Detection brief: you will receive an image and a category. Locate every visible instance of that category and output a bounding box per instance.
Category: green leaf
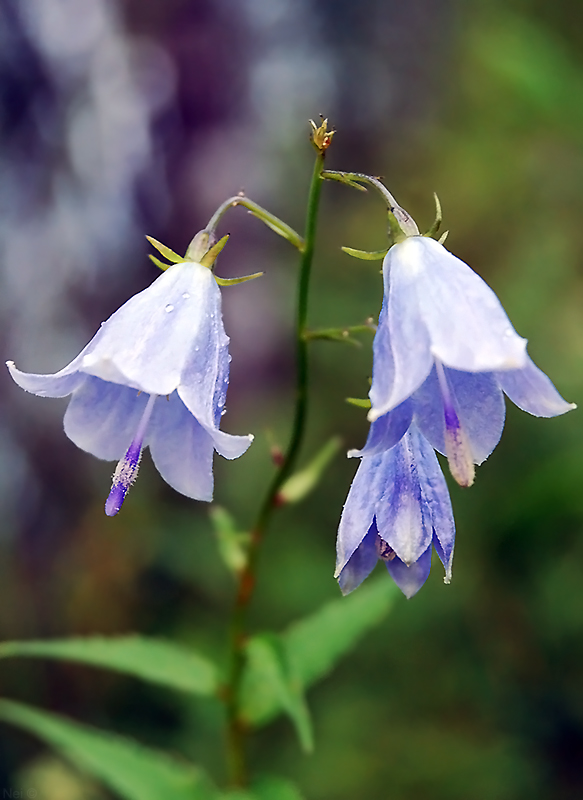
[285,575,398,687]
[209,506,250,575]
[0,636,217,696]
[0,699,218,800]
[146,236,183,263]
[341,246,388,261]
[239,577,398,731]
[222,776,305,800]
[239,635,313,753]
[279,437,342,504]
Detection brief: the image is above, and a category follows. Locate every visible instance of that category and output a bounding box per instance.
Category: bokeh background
[1,0,583,797]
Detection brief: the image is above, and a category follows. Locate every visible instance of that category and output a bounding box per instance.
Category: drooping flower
[7,249,253,515]
[336,421,455,598]
[368,235,575,485]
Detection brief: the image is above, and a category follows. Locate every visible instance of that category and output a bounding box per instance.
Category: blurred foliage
[2,0,583,798]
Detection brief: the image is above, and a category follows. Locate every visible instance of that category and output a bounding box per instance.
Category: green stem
[225,153,325,787]
[206,195,305,251]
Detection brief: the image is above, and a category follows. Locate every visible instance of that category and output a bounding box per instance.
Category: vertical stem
[225,152,325,787]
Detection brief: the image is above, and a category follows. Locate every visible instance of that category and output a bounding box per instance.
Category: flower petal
[83,262,221,396]
[63,377,148,461]
[369,255,433,420]
[411,425,455,581]
[495,355,576,417]
[147,392,215,501]
[7,357,87,398]
[334,455,386,577]
[348,399,412,458]
[413,366,506,465]
[375,429,433,565]
[337,524,379,595]
[385,544,432,599]
[396,236,527,372]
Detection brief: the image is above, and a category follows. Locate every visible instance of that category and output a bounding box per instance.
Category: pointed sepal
[346,397,372,409]
[341,246,389,261]
[424,192,443,239]
[145,236,183,264]
[148,254,171,272]
[200,234,230,268]
[214,271,264,287]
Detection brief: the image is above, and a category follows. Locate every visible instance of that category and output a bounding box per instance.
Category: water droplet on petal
[221,408,227,416]
[165,304,174,313]
[182,292,190,300]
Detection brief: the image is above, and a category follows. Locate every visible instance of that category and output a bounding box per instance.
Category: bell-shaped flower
[368,235,575,486]
[7,251,253,515]
[336,421,455,599]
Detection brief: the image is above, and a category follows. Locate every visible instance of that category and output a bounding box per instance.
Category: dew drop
[165,304,174,313]
[182,292,190,300]
[221,408,227,416]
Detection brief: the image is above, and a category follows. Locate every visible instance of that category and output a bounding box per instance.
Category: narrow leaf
[0,636,217,696]
[0,699,218,800]
[279,437,341,504]
[239,635,313,753]
[146,236,183,263]
[209,506,250,575]
[239,577,398,730]
[341,246,388,261]
[285,575,398,687]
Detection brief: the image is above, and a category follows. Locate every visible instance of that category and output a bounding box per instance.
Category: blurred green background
[2,0,583,797]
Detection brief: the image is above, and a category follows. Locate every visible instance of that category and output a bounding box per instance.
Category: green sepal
[0,636,218,696]
[438,230,449,244]
[145,236,183,263]
[346,397,372,409]
[148,254,172,271]
[341,246,388,261]
[214,271,264,287]
[238,634,314,753]
[209,506,250,576]
[200,234,230,268]
[424,192,442,238]
[321,171,368,192]
[0,699,219,800]
[279,437,341,504]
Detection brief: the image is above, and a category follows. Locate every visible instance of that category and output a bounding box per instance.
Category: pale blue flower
[7,259,253,514]
[368,235,575,485]
[336,422,455,599]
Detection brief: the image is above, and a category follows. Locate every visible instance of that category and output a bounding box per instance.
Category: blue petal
[374,429,433,565]
[413,367,505,465]
[337,524,379,595]
[81,262,222,396]
[386,544,432,599]
[411,425,455,582]
[147,391,215,501]
[63,377,148,460]
[334,455,386,578]
[369,251,433,420]
[348,399,412,458]
[7,356,87,398]
[495,355,576,417]
[395,236,527,372]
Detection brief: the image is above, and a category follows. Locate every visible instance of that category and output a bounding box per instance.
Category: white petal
[83,262,220,396]
[395,236,528,372]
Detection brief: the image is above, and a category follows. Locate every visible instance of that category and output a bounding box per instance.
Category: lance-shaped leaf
[0,699,219,800]
[238,635,313,753]
[209,506,250,575]
[238,576,398,731]
[0,636,218,696]
[278,437,341,504]
[222,776,306,800]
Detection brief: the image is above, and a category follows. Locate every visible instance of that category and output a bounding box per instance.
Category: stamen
[375,535,396,562]
[435,360,475,488]
[105,393,157,516]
